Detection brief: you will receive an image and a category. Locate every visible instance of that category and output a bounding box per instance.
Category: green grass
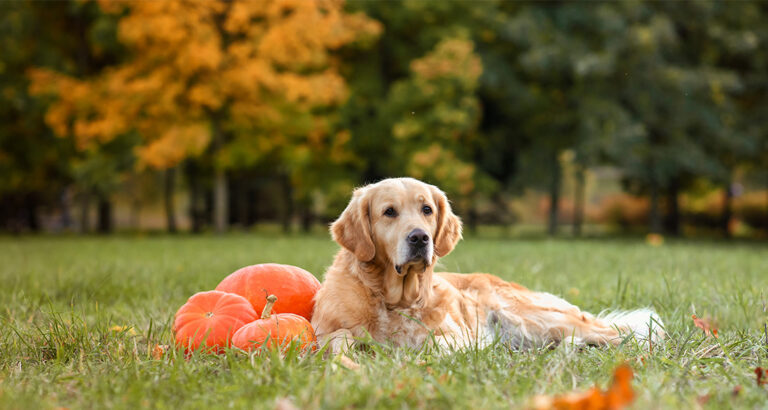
[1,234,767,409]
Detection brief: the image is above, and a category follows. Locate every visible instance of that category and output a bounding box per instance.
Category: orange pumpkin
[173,290,258,353]
[232,295,317,352]
[215,263,321,321]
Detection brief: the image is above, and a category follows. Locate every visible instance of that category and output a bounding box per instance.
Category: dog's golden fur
[312,178,663,352]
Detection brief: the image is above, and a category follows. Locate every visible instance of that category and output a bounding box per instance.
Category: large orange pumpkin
[231,295,317,352]
[173,290,258,353]
[215,263,321,321]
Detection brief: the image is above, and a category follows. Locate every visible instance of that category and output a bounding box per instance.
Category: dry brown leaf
[756,367,767,386]
[531,364,635,410]
[645,233,664,247]
[151,344,168,359]
[696,394,710,405]
[692,315,718,338]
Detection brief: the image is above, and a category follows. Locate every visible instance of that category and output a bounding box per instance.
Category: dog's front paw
[321,328,356,356]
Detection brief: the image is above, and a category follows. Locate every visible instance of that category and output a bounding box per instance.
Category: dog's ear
[331,187,375,262]
[430,185,462,258]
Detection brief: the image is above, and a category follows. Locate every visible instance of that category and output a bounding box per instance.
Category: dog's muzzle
[395,229,432,274]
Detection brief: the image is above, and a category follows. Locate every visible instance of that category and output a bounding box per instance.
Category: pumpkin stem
[261,294,278,319]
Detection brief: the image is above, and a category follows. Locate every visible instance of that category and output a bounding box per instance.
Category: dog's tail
[598,308,665,344]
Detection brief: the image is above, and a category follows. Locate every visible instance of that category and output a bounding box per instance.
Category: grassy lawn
[1,233,767,409]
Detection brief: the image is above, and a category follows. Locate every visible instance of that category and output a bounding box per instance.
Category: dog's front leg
[319,328,356,355]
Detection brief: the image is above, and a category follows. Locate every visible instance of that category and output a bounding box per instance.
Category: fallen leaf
[604,365,635,409]
[152,344,168,359]
[691,315,718,338]
[645,233,664,247]
[696,394,710,405]
[338,354,360,371]
[756,367,767,386]
[732,385,742,396]
[531,364,635,410]
[390,380,409,398]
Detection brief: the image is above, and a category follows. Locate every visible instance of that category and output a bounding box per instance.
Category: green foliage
[0,1,128,230]
[388,37,482,149]
[384,37,494,208]
[0,3,69,196]
[70,133,139,198]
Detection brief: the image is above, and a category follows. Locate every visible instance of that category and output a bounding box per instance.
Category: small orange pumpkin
[215,263,321,321]
[232,295,317,352]
[173,290,258,353]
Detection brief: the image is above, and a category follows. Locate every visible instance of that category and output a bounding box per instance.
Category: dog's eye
[383,207,397,217]
[422,205,433,215]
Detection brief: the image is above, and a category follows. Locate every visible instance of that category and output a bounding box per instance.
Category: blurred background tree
[2,1,124,233]
[28,0,380,233]
[2,0,767,238]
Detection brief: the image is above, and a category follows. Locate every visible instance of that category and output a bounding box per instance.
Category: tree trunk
[301,205,313,233]
[164,168,177,233]
[237,179,250,229]
[130,198,140,231]
[60,188,73,231]
[281,174,293,234]
[97,197,112,233]
[204,189,214,227]
[721,183,733,238]
[467,205,478,235]
[493,193,513,238]
[187,162,203,233]
[210,116,228,234]
[666,179,681,237]
[80,193,91,233]
[572,166,585,237]
[248,182,259,227]
[547,154,561,236]
[649,181,662,234]
[207,4,237,234]
[213,170,227,233]
[25,193,40,232]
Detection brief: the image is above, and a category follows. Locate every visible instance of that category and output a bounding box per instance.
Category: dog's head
[331,178,462,307]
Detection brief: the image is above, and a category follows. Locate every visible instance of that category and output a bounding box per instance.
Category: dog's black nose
[407,229,430,248]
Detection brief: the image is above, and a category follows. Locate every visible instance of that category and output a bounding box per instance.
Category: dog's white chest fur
[373,307,432,349]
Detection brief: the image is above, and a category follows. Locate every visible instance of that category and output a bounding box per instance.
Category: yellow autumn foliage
[388,37,487,208]
[137,124,210,170]
[390,37,483,144]
[408,144,476,207]
[411,38,482,88]
[30,0,382,170]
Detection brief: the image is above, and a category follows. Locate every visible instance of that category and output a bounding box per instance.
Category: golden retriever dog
[312,178,663,352]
